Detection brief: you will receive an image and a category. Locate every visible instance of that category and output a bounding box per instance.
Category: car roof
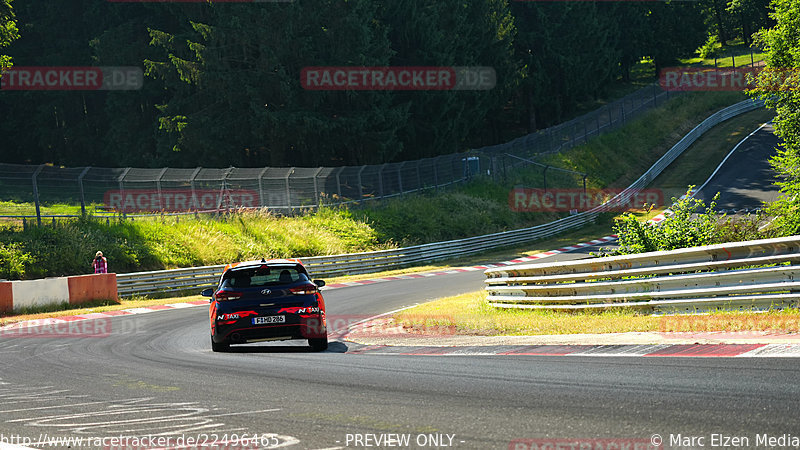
[222,258,305,274]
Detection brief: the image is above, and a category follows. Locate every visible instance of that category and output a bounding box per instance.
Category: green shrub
[613,187,779,255]
[0,242,32,279]
[697,35,720,59]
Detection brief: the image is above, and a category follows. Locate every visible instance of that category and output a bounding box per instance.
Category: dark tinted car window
[222,266,308,288]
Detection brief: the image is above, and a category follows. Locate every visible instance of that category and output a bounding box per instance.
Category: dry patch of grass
[394,290,800,335]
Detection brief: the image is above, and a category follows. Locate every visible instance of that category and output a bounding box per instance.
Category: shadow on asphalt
[223,340,350,354]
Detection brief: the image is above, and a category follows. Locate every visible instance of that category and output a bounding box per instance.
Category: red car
[202,259,328,352]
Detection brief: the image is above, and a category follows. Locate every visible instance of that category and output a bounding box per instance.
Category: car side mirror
[200,288,214,298]
[313,280,326,288]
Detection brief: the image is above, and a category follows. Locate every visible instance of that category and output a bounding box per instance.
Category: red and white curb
[0,300,208,334]
[324,234,619,289]
[346,343,800,357]
[0,235,617,334]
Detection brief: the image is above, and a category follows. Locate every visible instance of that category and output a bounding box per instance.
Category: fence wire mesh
[0,83,676,221]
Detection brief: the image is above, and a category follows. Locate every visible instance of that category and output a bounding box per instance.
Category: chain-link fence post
[216,167,234,214]
[543,165,549,193]
[357,166,365,202]
[156,167,168,213]
[189,167,201,211]
[433,157,440,191]
[312,167,323,206]
[334,167,343,200]
[118,167,132,219]
[415,161,422,193]
[378,164,386,199]
[257,167,268,208]
[284,168,294,210]
[32,164,44,226]
[397,162,405,196]
[77,166,91,216]
[653,83,658,107]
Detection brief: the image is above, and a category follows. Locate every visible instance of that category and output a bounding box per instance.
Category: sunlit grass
[394,290,800,335]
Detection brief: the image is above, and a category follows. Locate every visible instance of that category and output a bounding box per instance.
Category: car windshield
[222,266,308,288]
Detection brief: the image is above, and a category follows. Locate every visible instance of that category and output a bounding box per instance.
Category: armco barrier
[116,98,765,298]
[485,236,800,313]
[0,273,117,313]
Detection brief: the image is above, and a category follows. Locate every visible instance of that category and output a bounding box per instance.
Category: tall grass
[0,208,383,279]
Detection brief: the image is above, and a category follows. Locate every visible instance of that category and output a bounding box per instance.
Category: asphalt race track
[2,122,798,450]
[2,242,799,450]
[695,122,782,212]
[2,294,800,450]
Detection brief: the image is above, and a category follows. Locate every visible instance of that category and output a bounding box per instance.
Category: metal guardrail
[484,236,800,313]
[116,98,765,298]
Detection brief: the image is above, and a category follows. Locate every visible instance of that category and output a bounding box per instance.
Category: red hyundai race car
[202,259,328,352]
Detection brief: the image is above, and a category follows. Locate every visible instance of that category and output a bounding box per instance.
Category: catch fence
[1,83,680,224]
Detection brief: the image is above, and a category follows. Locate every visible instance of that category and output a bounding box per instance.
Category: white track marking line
[211,408,281,417]
[3,401,107,414]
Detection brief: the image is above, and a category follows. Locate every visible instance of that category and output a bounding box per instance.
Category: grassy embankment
[394,290,800,335]
[390,106,785,336]
[0,90,751,282]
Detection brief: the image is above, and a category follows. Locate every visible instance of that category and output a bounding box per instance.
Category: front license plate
[252,315,286,325]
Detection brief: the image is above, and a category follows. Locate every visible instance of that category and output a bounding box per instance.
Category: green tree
[511,3,619,129]
[380,0,521,156]
[727,0,772,45]
[145,1,406,167]
[0,0,17,72]
[751,0,800,234]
